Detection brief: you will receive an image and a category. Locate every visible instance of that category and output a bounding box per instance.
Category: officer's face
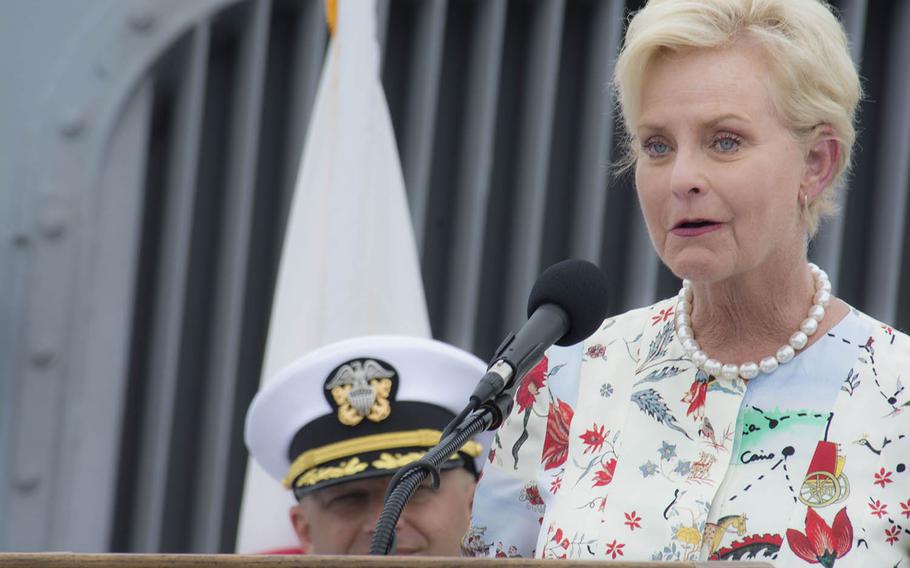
[290,468,476,556]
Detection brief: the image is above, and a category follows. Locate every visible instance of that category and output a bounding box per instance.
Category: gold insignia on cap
[295,457,368,488]
[325,359,395,426]
[282,429,484,488]
[371,450,481,470]
[371,452,425,470]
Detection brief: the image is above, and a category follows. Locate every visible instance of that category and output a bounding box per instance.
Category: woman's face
[634,43,809,283]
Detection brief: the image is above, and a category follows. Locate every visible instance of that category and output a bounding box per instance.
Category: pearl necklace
[674,263,832,381]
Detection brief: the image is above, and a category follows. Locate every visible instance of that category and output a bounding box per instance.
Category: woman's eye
[713,135,741,153]
[643,139,671,156]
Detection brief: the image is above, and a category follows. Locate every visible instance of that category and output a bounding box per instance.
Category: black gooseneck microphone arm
[369,392,517,556]
[368,317,556,556]
[369,259,609,556]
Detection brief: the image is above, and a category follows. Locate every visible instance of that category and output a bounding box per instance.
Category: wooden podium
[0,554,773,567]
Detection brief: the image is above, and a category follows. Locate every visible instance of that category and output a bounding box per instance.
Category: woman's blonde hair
[613,0,862,236]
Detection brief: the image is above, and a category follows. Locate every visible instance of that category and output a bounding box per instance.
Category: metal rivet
[93,61,110,80]
[40,217,66,240]
[128,10,156,32]
[14,475,41,493]
[31,348,54,368]
[59,111,86,138]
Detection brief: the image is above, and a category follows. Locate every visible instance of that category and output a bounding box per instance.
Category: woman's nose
[669,148,706,198]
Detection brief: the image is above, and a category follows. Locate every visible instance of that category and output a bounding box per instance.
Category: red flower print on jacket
[579,423,607,454]
[786,507,853,568]
[873,467,893,488]
[542,398,574,470]
[868,498,887,519]
[549,475,563,494]
[624,511,642,531]
[682,372,711,420]
[651,306,674,325]
[551,527,570,549]
[520,482,544,509]
[605,539,625,559]
[585,344,606,359]
[516,357,548,413]
[593,458,618,487]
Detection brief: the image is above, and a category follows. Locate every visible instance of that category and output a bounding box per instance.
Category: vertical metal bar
[442,0,508,349]
[569,0,625,262]
[401,0,448,253]
[279,0,327,225]
[811,0,868,287]
[131,24,211,552]
[863,1,910,323]
[192,0,270,552]
[841,0,869,63]
[8,184,85,549]
[56,77,155,552]
[376,0,391,70]
[503,0,566,328]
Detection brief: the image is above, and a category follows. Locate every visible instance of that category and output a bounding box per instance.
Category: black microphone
[469,259,610,409]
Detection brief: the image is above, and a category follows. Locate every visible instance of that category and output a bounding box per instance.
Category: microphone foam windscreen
[527,259,610,346]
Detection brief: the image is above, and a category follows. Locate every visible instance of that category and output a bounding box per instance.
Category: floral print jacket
[465,298,910,566]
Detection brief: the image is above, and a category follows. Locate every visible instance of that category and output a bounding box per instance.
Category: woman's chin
[665,256,730,284]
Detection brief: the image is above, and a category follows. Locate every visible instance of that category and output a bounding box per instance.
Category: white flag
[235,0,431,553]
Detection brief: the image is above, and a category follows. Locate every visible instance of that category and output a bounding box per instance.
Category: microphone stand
[368,391,515,555]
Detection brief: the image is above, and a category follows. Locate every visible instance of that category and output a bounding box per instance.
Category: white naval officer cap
[245,335,490,497]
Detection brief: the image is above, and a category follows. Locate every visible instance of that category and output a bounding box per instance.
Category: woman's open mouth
[671,219,723,237]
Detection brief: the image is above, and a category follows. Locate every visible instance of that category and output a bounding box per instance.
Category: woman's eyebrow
[636,112,754,138]
[704,112,752,127]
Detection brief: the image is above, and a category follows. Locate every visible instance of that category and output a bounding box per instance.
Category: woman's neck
[687,255,819,364]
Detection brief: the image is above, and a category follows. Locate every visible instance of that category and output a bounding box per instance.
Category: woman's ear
[802,127,840,201]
